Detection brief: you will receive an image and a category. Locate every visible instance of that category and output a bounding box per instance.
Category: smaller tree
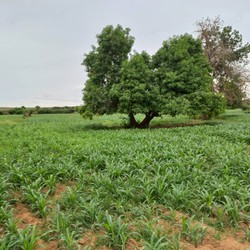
[196,16,250,107]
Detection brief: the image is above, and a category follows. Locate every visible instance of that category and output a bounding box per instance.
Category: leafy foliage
[82,25,134,115]
[187,92,226,119]
[83,28,223,127]
[153,34,212,94]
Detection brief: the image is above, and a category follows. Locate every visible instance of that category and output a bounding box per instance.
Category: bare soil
[14,203,44,229]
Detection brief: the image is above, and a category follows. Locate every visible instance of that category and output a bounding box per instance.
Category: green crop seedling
[0,110,249,248]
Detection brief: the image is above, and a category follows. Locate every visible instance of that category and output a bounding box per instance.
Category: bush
[9,108,25,115]
[37,107,76,114]
[188,92,226,119]
[77,105,94,120]
[242,99,250,112]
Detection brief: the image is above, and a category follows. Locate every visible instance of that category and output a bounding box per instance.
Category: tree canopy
[82,25,134,115]
[82,25,225,128]
[196,16,250,107]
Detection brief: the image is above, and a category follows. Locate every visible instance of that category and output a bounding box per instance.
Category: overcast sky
[1,0,250,107]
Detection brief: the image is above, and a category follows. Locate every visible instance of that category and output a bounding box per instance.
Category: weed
[45,174,57,194]
[181,216,207,247]
[17,225,38,250]
[54,205,69,234]
[143,234,171,249]
[0,203,12,224]
[22,185,49,218]
[59,227,78,250]
[243,228,250,242]
[102,212,130,249]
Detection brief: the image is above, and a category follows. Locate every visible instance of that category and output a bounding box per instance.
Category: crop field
[0,110,250,249]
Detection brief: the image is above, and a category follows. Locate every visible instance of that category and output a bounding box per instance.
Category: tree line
[81,17,250,128]
[0,106,77,115]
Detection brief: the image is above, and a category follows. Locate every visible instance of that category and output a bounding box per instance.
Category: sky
[1,0,250,107]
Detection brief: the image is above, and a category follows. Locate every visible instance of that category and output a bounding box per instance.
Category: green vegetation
[0,106,77,115]
[0,110,250,249]
[242,98,250,113]
[82,25,226,128]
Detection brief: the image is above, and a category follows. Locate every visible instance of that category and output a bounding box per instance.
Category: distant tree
[9,107,26,115]
[82,30,225,128]
[36,107,75,114]
[196,16,250,107]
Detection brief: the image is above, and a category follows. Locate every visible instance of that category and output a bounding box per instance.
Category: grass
[0,110,250,249]
[0,115,23,126]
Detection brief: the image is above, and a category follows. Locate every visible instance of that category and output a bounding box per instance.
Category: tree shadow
[81,121,222,131]
[150,121,222,129]
[218,114,240,119]
[83,123,126,130]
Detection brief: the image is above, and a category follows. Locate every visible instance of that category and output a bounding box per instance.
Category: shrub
[188,92,226,119]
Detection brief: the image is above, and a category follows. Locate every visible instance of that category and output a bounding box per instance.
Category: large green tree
[82,28,224,128]
[82,25,134,115]
[196,17,250,107]
[112,34,217,128]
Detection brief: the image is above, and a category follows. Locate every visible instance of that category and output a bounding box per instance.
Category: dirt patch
[218,236,250,250]
[156,217,183,235]
[184,235,250,250]
[78,230,108,249]
[126,238,143,250]
[53,183,68,200]
[36,239,58,250]
[14,203,44,229]
[78,231,97,248]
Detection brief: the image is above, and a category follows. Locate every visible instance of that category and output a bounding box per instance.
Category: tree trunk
[128,113,139,128]
[138,111,156,128]
[128,111,157,128]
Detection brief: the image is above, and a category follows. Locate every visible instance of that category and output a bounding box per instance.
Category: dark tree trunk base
[128,111,157,128]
